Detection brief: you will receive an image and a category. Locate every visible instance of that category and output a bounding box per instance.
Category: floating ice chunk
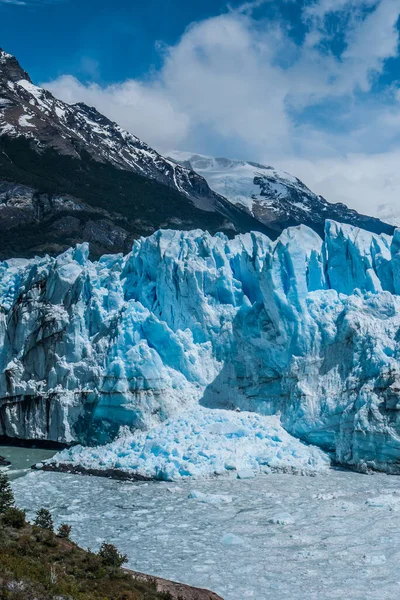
[366,495,400,510]
[188,490,233,504]
[166,486,183,494]
[267,513,295,525]
[221,533,245,546]
[236,469,256,480]
[360,554,387,565]
[313,492,340,501]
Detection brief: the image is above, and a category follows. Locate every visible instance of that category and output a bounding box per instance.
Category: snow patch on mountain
[169,151,305,216]
[376,203,400,227]
[168,152,394,238]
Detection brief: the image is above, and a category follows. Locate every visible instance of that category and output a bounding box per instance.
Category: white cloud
[303,0,378,25]
[279,151,400,223]
[45,75,190,149]
[42,0,400,216]
[341,0,400,90]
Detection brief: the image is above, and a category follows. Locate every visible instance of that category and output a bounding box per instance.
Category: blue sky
[0,0,290,83]
[1,1,233,82]
[2,0,397,87]
[1,0,400,215]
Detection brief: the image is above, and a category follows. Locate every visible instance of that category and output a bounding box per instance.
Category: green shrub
[98,542,128,568]
[57,523,72,539]
[34,508,54,531]
[0,471,14,514]
[2,506,26,529]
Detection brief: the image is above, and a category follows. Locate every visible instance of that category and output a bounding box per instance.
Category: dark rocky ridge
[0,49,273,258]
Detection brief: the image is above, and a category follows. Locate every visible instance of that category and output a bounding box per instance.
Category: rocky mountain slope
[0,514,224,600]
[169,152,395,238]
[0,49,268,259]
[0,48,395,259]
[0,50,214,200]
[1,220,400,475]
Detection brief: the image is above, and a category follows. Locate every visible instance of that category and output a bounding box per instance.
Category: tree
[34,508,54,531]
[0,472,14,514]
[98,542,128,568]
[2,507,26,529]
[57,523,72,539]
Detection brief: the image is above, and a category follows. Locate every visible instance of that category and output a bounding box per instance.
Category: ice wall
[1,221,400,472]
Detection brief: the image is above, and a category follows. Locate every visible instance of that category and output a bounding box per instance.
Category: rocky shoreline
[0,454,11,467]
[127,569,224,600]
[33,461,154,481]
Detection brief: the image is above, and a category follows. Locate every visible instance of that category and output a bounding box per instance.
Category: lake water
[0,445,57,480]
[9,461,400,600]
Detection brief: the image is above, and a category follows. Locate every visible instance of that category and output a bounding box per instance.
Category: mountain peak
[0,48,395,260]
[169,151,395,239]
[0,48,32,83]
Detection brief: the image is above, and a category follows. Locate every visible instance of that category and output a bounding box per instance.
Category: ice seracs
[2,220,400,475]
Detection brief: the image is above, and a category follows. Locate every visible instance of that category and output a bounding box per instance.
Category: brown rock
[127,569,225,600]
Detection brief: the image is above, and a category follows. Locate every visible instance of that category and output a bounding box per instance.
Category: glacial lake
[0,445,57,480]
[5,454,400,600]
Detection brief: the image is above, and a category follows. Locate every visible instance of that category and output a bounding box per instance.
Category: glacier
[2,220,400,475]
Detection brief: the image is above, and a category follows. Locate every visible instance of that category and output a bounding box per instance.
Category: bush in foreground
[57,523,72,539]
[34,508,54,531]
[98,542,128,568]
[0,471,14,513]
[0,522,171,599]
[2,506,26,529]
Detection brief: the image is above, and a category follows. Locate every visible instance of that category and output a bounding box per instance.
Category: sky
[1,0,400,218]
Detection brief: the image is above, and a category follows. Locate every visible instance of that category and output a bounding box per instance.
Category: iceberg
[1,221,400,474]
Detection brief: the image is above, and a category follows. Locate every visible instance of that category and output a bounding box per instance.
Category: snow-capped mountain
[376,203,400,228]
[0,49,215,203]
[169,152,395,238]
[0,49,270,258]
[2,220,400,475]
[0,48,395,259]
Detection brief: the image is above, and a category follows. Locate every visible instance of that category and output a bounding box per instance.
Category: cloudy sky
[1,0,400,218]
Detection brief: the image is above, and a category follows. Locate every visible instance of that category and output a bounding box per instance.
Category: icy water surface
[0,445,57,480]
[12,469,400,600]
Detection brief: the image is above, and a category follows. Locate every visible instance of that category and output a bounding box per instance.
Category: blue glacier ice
[47,407,330,480]
[2,220,400,476]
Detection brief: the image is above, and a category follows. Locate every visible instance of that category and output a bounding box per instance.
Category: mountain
[0,49,268,259]
[0,49,211,198]
[376,202,400,227]
[0,48,395,260]
[169,152,395,238]
[2,220,400,475]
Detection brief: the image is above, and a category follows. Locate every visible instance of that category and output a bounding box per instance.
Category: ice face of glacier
[1,221,400,473]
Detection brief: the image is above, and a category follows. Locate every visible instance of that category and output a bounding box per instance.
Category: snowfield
[168,151,309,215]
[12,469,400,600]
